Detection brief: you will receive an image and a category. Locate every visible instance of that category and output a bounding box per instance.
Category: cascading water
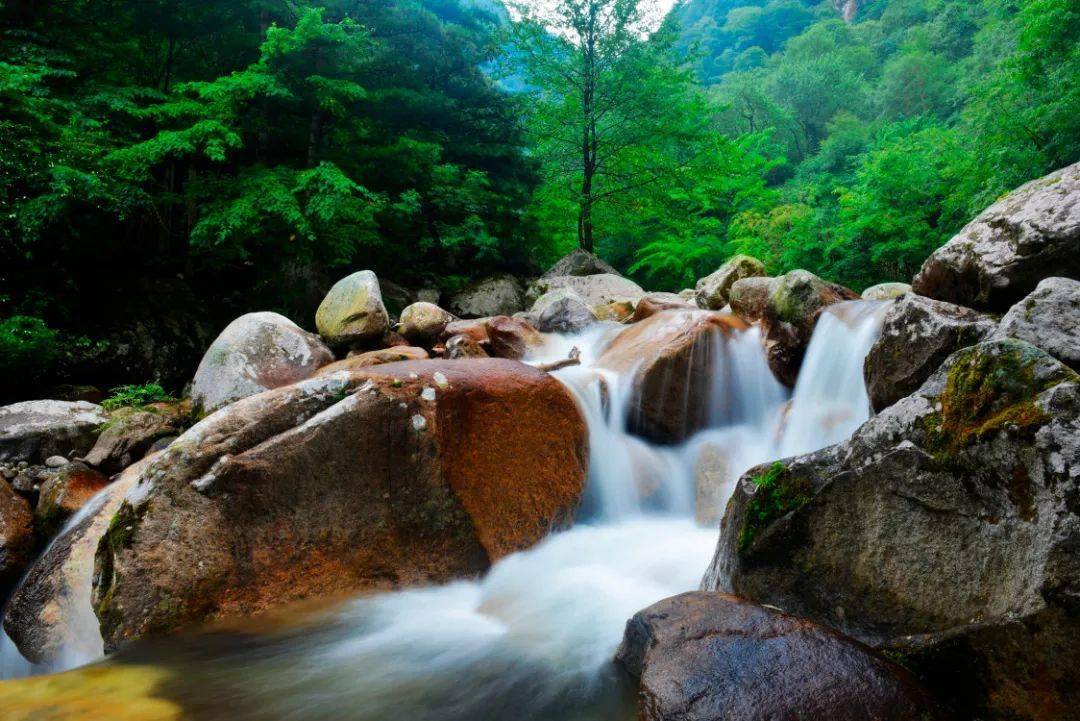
[0,302,889,720]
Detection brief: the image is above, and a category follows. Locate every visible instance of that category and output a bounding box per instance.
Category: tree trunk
[307,110,326,167]
[578,6,597,253]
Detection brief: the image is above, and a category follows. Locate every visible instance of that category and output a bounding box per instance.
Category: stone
[4,460,143,664]
[44,455,68,468]
[694,255,766,310]
[91,361,588,649]
[0,479,32,600]
[861,282,912,300]
[0,401,108,465]
[445,334,488,359]
[629,293,695,323]
[540,248,620,278]
[315,270,391,346]
[528,274,645,318]
[33,462,110,543]
[397,302,455,345]
[912,161,1080,311]
[677,288,696,304]
[864,294,996,411]
[992,276,1080,371]
[727,276,778,324]
[83,403,190,475]
[315,347,430,375]
[617,592,945,721]
[191,312,334,413]
[597,310,747,443]
[440,318,490,346]
[532,289,598,334]
[485,316,542,360]
[447,274,525,318]
[703,338,1080,721]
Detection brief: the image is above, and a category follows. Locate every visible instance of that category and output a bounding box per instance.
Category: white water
[0,302,888,719]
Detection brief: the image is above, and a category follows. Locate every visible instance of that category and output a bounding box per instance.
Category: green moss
[105,501,147,552]
[101,383,175,411]
[738,462,812,552]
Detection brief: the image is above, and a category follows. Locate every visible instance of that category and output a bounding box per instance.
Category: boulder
[630,293,695,323]
[315,347,429,375]
[315,270,391,346]
[33,462,110,543]
[448,274,525,319]
[912,161,1080,311]
[0,401,108,464]
[445,334,488,359]
[532,289,599,334]
[541,248,620,278]
[397,302,455,345]
[191,312,334,413]
[727,276,778,324]
[703,338,1080,721]
[4,460,143,664]
[0,480,32,599]
[91,361,588,649]
[861,282,912,300]
[440,318,491,346]
[597,310,747,443]
[695,255,766,310]
[485,316,542,360]
[82,403,190,475]
[864,294,996,411]
[992,277,1080,371]
[528,274,645,319]
[617,592,945,721]
[677,288,696,304]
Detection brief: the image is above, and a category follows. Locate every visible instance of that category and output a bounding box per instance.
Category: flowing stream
[0,302,889,718]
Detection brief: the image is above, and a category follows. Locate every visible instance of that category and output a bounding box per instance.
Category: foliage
[101,383,176,411]
[0,316,61,379]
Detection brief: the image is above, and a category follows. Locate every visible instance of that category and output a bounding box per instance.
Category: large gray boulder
[541,248,619,278]
[617,592,945,721]
[315,270,391,345]
[447,274,525,319]
[191,312,334,413]
[861,282,911,300]
[912,161,1080,311]
[992,276,1080,371]
[694,255,766,310]
[531,288,598,334]
[0,401,108,464]
[528,274,644,321]
[704,338,1080,721]
[864,294,996,411]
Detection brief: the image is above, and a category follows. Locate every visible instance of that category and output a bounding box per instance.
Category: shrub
[101,383,175,411]
[0,315,61,378]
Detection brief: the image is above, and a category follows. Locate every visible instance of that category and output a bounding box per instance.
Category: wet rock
[532,289,599,334]
[445,334,489,359]
[617,592,945,721]
[4,460,143,663]
[912,161,1080,311]
[0,401,108,464]
[34,462,110,543]
[315,347,430,375]
[864,294,996,411]
[485,316,542,360]
[629,293,694,323]
[0,479,32,600]
[861,282,911,300]
[91,361,588,649]
[703,338,1080,721]
[44,455,68,468]
[597,310,747,443]
[677,288,696,304]
[83,404,190,475]
[315,270,391,346]
[541,248,620,278]
[191,312,334,413]
[448,274,525,318]
[398,302,455,345]
[695,255,766,310]
[441,318,491,346]
[991,276,1080,371]
[529,274,645,319]
[727,276,778,324]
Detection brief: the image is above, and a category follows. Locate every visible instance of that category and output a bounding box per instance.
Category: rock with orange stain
[33,461,110,542]
[0,478,32,599]
[315,346,429,374]
[92,361,587,650]
[597,310,747,443]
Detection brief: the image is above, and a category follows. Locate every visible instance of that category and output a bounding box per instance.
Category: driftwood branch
[535,346,582,373]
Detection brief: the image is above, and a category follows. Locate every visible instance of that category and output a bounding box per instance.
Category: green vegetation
[738,461,811,551]
[101,383,176,411]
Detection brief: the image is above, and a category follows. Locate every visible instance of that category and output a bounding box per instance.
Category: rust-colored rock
[445,334,488,359]
[629,293,694,323]
[597,310,747,443]
[316,346,429,375]
[83,403,190,475]
[34,462,111,542]
[441,318,490,346]
[92,361,588,649]
[485,316,542,360]
[0,479,32,599]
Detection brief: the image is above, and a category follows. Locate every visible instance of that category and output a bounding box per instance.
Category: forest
[1,0,1078,397]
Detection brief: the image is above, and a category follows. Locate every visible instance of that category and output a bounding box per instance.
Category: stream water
[0,301,889,719]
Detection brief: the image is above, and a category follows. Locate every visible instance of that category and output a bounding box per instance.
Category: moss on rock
[738,462,812,552]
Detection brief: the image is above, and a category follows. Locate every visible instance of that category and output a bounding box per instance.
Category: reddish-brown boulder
[92,361,588,649]
[445,334,489,359]
[441,318,490,346]
[0,479,32,599]
[34,462,110,542]
[597,310,746,443]
[485,316,542,360]
[629,293,694,323]
[83,402,191,475]
[315,346,429,375]
[617,592,947,721]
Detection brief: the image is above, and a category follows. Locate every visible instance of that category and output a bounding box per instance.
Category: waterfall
[0,303,889,720]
